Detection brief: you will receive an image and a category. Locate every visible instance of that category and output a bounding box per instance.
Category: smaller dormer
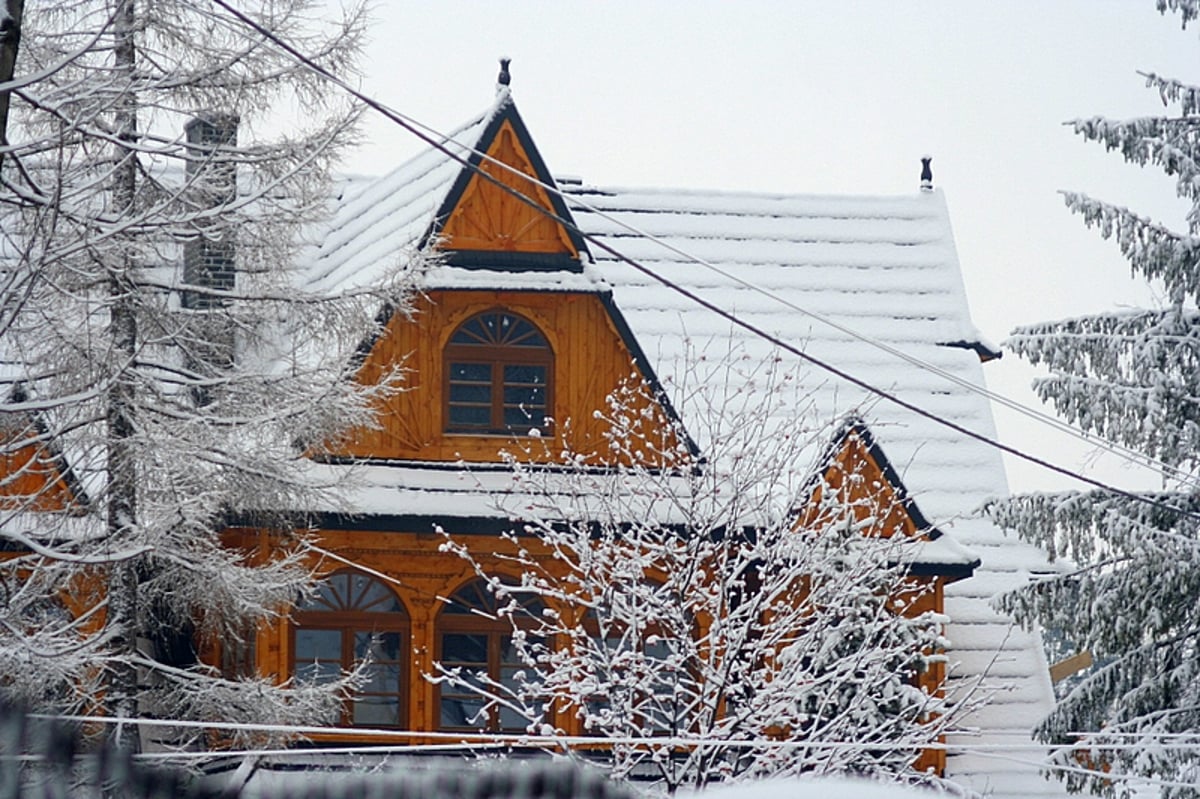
[418,65,589,272]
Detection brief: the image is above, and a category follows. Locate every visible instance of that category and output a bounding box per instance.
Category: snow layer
[684,776,939,798]
[301,111,496,295]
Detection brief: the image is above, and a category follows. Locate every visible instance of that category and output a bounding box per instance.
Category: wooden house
[234,82,1062,797]
[1,78,1065,798]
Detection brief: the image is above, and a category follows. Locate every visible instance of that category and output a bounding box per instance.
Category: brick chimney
[182,113,239,388]
[182,112,239,310]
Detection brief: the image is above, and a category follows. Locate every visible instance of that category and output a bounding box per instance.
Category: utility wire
[296,68,1200,494]
[209,0,1200,523]
[566,202,1200,492]
[37,711,1200,753]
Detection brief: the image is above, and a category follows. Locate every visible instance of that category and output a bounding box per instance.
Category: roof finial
[497,57,511,93]
[920,156,933,192]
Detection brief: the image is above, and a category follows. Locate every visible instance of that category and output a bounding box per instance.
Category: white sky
[325,1,1198,494]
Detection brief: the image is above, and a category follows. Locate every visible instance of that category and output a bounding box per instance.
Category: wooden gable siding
[336,289,679,465]
[797,430,921,541]
[0,419,78,511]
[437,119,577,257]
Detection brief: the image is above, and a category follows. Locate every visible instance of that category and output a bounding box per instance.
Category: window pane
[450,362,491,381]
[448,405,491,427]
[503,384,545,403]
[499,705,529,732]
[442,633,488,665]
[363,660,400,687]
[444,581,495,614]
[295,629,341,661]
[295,659,343,684]
[504,405,545,428]
[449,383,492,404]
[441,694,487,728]
[353,695,401,726]
[499,635,543,665]
[450,312,549,348]
[350,577,405,613]
[360,662,401,693]
[503,364,546,385]
[301,572,405,613]
[355,631,402,662]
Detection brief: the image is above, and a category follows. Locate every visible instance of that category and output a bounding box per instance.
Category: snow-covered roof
[562,183,1061,797]
[302,111,494,296]
[280,459,978,577]
[295,94,1063,796]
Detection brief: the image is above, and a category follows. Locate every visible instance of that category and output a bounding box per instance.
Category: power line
[226,12,1195,495]
[205,0,1200,522]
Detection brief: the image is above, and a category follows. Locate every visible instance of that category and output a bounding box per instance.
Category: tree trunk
[0,0,23,174]
[106,0,142,754]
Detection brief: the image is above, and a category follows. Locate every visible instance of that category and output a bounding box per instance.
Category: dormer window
[444,310,552,434]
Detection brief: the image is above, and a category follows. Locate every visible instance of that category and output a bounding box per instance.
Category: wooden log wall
[334,289,680,466]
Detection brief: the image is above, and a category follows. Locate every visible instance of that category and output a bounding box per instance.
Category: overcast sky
[323,1,1198,494]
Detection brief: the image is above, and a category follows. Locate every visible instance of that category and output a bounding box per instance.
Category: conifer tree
[988,3,1200,795]
[0,1,414,751]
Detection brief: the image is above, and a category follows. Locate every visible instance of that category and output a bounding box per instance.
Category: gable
[424,101,586,272]
[332,289,687,466]
[796,419,977,581]
[0,413,83,512]
[799,419,936,541]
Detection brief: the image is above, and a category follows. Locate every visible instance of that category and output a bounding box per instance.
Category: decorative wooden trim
[421,99,589,269]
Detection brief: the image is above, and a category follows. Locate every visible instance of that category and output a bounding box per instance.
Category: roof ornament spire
[920,156,933,192]
[496,57,511,95]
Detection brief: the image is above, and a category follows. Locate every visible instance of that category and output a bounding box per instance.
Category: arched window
[293,570,409,728]
[436,578,546,732]
[444,310,552,434]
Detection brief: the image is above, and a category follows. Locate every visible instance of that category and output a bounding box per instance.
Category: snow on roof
[560,182,1063,797]
[293,91,1069,791]
[683,776,940,799]
[302,126,1063,787]
[277,459,977,574]
[301,109,495,295]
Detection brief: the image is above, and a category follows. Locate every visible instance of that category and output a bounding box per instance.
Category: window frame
[435,578,547,733]
[291,570,410,729]
[443,309,554,435]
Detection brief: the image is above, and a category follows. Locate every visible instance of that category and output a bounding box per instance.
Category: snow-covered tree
[0,0,416,751]
[986,3,1200,796]
[437,353,961,795]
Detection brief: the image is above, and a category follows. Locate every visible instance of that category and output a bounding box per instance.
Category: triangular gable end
[800,417,937,539]
[0,402,87,513]
[422,96,589,272]
[797,418,976,580]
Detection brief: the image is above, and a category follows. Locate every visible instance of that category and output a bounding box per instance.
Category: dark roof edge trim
[939,339,1003,363]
